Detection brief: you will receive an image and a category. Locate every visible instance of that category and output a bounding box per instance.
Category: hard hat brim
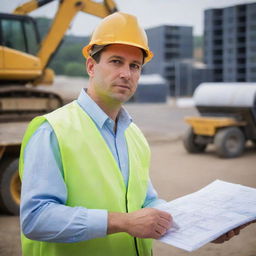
[82,42,153,64]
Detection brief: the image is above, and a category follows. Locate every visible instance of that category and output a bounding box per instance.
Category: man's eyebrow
[108,55,143,65]
[108,55,124,60]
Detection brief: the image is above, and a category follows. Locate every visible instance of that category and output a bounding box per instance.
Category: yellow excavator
[0,0,117,215]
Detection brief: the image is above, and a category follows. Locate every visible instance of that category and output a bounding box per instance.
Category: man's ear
[86,57,96,77]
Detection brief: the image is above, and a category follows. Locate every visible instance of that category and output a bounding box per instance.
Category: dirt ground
[0,77,256,256]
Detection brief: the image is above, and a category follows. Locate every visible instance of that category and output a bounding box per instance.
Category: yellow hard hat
[82,12,153,63]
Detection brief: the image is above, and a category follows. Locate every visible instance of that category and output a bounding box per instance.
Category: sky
[1,0,256,36]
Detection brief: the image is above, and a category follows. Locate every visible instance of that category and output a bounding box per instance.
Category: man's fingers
[226,230,235,240]
[125,208,174,239]
[159,211,172,221]
[211,222,255,244]
[233,227,240,236]
[158,218,172,229]
[155,225,167,237]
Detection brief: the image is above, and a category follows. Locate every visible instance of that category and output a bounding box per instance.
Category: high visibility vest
[19,101,153,256]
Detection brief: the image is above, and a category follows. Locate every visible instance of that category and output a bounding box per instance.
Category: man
[19,12,252,256]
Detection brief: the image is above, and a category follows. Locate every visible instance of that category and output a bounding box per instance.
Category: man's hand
[107,208,172,239]
[212,220,256,244]
[125,208,172,239]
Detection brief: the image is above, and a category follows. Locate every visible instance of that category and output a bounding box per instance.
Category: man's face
[87,44,143,104]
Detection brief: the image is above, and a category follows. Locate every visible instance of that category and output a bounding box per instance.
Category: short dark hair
[92,49,104,63]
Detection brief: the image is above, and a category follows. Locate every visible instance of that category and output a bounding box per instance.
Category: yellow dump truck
[0,0,117,215]
[183,83,256,158]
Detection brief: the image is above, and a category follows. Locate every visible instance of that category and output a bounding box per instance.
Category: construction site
[0,0,256,255]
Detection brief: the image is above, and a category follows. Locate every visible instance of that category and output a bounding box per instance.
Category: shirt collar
[77,89,132,129]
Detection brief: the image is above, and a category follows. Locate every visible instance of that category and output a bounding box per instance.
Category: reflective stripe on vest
[19,101,153,256]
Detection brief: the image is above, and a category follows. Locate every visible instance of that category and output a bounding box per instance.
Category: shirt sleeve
[143,179,166,208]
[20,121,108,243]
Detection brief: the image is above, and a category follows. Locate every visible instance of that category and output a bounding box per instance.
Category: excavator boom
[13,0,55,15]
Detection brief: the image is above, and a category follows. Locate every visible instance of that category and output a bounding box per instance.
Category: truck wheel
[183,127,207,153]
[0,158,20,215]
[214,127,245,158]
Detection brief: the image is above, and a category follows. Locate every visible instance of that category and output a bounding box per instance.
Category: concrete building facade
[204,2,256,82]
[143,25,193,96]
[143,25,212,96]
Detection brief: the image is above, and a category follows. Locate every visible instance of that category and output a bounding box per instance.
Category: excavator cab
[0,13,42,82]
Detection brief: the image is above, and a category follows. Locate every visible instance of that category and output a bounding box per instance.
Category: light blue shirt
[20,89,164,243]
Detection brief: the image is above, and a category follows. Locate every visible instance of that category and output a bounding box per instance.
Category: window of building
[214,20,222,26]
[165,34,180,40]
[213,49,222,55]
[214,59,222,64]
[165,53,179,60]
[238,47,246,53]
[214,39,222,44]
[214,30,222,36]
[165,43,179,48]
[214,9,222,16]
[237,68,246,73]
[237,78,246,82]
[238,16,246,23]
[238,37,246,43]
[237,58,246,64]
[238,27,245,33]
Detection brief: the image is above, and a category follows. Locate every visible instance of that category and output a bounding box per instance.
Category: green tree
[35,17,51,40]
[49,60,65,74]
[64,62,86,77]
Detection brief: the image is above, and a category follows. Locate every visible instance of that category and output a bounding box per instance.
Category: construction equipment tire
[183,127,207,153]
[0,158,20,215]
[214,127,245,158]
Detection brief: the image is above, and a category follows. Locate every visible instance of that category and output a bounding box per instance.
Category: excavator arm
[13,0,55,15]
[13,0,117,16]
[13,0,118,82]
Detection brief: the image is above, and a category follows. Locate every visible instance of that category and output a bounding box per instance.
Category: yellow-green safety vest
[19,101,153,256]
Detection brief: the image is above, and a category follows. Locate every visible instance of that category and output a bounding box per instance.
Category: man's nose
[119,65,131,80]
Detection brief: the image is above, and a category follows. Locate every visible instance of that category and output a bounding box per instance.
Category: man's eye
[111,59,122,64]
[130,64,141,70]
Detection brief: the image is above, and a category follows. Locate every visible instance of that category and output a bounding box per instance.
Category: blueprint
[156,180,256,252]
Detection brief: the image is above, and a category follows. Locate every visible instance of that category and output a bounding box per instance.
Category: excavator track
[0,86,63,122]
